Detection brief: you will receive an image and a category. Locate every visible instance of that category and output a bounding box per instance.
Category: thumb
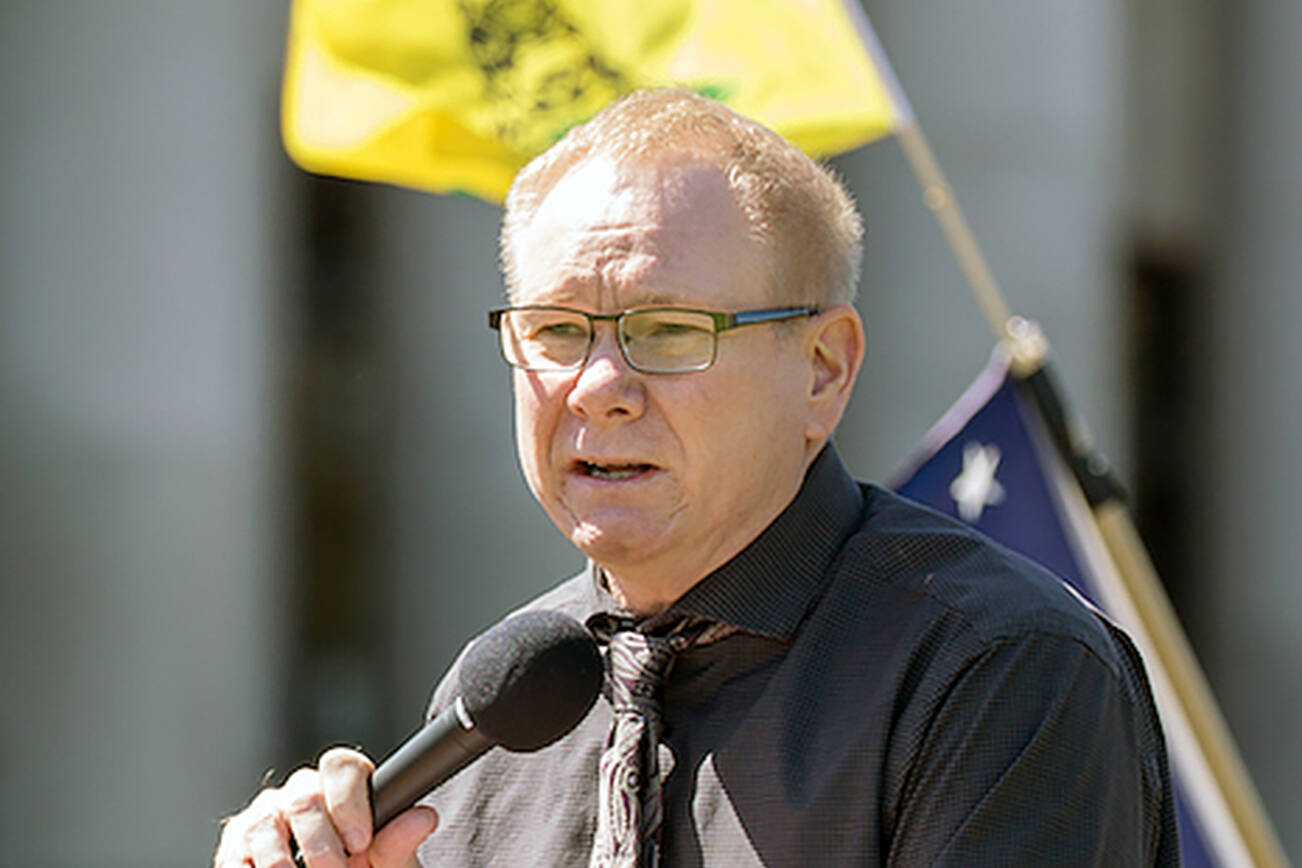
[368,806,438,868]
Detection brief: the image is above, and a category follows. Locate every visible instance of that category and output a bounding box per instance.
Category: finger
[243,794,295,868]
[214,823,251,868]
[367,806,438,868]
[223,788,291,868]
[280,767,349,868]
[319,746,376,855]
[217,786,284,867]
[214,812,249,867]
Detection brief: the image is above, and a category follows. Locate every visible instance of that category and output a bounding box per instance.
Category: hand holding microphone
[214,611,603,868]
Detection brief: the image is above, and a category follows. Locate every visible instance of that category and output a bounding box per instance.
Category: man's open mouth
[578,461,655,481]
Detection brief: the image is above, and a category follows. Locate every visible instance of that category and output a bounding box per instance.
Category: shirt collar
[580,443,864,641]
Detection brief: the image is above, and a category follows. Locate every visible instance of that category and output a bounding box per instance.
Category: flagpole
[892,122,1012,340]
[836,0,1012,340]
[1014,328,1291,868]
[836,2,1291,864]
[1093,501,1292,868]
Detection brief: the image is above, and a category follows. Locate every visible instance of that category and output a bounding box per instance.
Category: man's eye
[535,321,586,338]
[648,322,694,336]
[640,320,709,339]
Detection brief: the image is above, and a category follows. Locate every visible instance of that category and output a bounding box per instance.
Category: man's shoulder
[509,568,594,620]
[839,484,1124,673]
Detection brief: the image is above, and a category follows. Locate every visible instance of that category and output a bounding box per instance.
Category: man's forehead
[532,154,738,231]
[510,154,766,305]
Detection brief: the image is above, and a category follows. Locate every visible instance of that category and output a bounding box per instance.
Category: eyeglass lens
[499,309,717,372]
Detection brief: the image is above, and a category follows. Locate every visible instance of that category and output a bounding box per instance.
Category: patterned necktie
[587,616,737,868]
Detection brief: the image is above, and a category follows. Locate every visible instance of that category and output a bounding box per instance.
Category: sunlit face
[506,155,820,605]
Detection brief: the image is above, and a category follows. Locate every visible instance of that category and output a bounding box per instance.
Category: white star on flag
[949,442,1006,522]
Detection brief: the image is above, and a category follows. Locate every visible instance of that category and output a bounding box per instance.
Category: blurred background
[2,1,1298,864]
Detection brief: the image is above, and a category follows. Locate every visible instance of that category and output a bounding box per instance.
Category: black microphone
[368,609,603,828]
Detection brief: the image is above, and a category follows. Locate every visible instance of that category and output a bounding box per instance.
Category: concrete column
[1196,0,1302,857]
[0,4,290,864]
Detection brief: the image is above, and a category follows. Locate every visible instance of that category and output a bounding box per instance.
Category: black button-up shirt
[418,446,1178,866]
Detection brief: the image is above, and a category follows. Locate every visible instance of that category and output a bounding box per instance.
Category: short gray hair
[500,88,864,307]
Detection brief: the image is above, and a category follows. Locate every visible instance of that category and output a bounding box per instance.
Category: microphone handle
[370,700,496,828]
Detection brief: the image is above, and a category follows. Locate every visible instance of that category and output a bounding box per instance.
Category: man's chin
[568,518,669,567]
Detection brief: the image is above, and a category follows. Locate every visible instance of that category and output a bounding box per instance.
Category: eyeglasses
[487,304,822,374]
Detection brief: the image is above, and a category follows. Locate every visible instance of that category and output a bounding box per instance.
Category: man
[216,89,1177,867]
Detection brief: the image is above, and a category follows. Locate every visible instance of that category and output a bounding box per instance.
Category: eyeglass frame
[486,304,823,374]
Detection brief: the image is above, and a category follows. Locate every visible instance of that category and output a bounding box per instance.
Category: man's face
[506,155,819,598]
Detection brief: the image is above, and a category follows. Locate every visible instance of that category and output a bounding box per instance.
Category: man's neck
[600,567,693,617]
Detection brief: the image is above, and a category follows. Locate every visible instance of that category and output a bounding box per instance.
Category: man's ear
[804,305,866,442]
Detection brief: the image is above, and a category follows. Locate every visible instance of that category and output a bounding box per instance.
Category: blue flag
[890,350,1250,868]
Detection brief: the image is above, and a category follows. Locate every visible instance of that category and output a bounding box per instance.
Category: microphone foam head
[458,609,603,751]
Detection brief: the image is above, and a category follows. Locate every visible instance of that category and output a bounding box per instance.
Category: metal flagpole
[893,122,1012,340]
[836,1,1291,865]
[837,0,1011,339]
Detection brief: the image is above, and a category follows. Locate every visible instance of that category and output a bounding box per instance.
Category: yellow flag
[282,0,909,203]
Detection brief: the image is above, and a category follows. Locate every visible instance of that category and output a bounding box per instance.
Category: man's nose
[565,324,645,421]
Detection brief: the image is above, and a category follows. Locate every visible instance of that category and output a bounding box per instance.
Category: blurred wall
[0,4,292,865]
[1194,0,1302,840]
[1,0,1299,864]
[1128,0,1302,848]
